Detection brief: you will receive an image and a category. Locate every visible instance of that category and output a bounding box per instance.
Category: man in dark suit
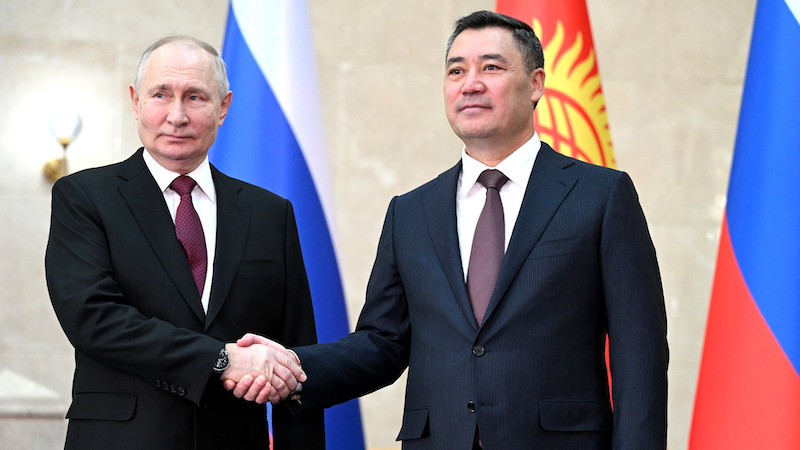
[237,10,668,450]
[45,35,324,449]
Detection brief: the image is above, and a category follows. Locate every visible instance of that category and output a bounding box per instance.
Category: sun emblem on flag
[533,20,615,168]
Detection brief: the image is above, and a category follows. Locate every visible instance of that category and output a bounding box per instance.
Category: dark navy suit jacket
[295,143,668,449]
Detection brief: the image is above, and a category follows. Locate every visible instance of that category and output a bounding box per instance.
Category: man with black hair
[239,10,668,450]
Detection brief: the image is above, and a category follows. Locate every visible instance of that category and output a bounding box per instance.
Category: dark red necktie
[466,169,509,326]
[170,175,207,297]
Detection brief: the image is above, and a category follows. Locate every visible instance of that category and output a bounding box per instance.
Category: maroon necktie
[466,169,509,326]
[170,175,207,296]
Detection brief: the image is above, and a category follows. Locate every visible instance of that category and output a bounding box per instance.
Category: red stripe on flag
[690,218,800,449]
[496,0,596,61]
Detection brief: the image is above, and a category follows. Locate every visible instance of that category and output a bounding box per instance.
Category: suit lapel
[117,149,206,322]
[204,167,250,330]
[423,162,478,329]
[483,144,578,323]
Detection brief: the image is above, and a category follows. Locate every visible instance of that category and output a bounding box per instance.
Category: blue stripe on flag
[726,0,800,375]
[210,4,366,448]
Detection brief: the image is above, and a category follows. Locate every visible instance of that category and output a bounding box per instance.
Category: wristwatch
[212,347,229,373]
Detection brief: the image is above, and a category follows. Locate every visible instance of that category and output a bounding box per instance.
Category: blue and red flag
[690,0,800,448]
[209,1,365,448]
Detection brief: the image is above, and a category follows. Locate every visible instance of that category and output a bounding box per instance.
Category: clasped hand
[219,335,303,405]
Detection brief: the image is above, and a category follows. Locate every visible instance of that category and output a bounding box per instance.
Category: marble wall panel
[602,80,739,225]
[0,0,757,448]
[0,417,68,450]
[0,197,61,348]
[333,61,459,209]
[663,0,756,81]
[0,38,119,191]
[0,0,228,51]
[668,363,702,450]
[650,222,721,449]
[587,0,663,80]
[310,0,446,66]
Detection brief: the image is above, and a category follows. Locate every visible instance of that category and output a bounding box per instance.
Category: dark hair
[446,10,544,74]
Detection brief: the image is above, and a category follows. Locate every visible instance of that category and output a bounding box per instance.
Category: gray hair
[133,35,229,100]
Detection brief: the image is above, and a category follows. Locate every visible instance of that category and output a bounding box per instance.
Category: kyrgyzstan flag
[496,0,615,169]
[690,0,800,448]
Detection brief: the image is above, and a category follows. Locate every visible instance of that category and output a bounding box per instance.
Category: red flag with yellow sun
[496,0,615,169]
[496,0,617,400]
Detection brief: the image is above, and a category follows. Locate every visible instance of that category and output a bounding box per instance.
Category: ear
[530,68,545,104]
[129,85,140,119]
[217,91,232,126]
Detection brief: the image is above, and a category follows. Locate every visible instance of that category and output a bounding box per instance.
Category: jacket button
[472,345,485,357]
[170,385,178,394]
[155,379,161,389]
[467,401,476,413]
[162,383,169,391]
[178,387,186,396]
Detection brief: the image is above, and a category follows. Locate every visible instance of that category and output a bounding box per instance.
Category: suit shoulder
[542,145,621,177]
[54,151,144,192]
[573,159,627,186]
[395,161,460,201]
[211,169,289,206]
[542,146,632,190]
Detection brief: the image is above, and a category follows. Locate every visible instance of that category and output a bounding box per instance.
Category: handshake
[219,334,303,405]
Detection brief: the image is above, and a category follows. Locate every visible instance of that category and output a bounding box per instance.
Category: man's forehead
[148,42,215,71]
[142,45,215,81]
[453,26,514,43]
[448,27,518,62]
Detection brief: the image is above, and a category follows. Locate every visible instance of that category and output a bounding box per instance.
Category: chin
[456,128,492,140]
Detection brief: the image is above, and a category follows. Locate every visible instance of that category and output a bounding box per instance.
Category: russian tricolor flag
[690,0,800,448]
[209,1,365,448]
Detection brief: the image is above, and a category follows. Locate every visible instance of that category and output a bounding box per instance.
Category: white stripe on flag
[229,0,338,247]
[787,0,800,26]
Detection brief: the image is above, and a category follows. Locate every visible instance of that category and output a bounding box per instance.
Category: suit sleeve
[45,176,222,405]
[293,196,411,410]
[600,172,668,449]
[271,200,325,449]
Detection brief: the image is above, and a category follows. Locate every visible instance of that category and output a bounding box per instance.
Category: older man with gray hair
[46,35,324,449]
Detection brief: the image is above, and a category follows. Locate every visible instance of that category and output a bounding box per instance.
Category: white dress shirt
[456,133,541,281]
[143,151,217,313]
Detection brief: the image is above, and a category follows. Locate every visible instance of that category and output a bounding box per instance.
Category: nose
[167,100,188,127]
[462,70,485,95]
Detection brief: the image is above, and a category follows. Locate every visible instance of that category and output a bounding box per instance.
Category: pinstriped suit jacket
[295,143,668,450]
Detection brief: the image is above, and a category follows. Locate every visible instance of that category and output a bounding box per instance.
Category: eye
[449,67,463,75]
[154,93,166,99]
[189,95,200,101]
[485,64,498,71]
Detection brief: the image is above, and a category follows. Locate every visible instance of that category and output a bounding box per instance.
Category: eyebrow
[446,53,507,67]
[149,83,212,96]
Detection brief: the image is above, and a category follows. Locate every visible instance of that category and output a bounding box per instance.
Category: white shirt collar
[142,150,216,203]
[459,133,541,197]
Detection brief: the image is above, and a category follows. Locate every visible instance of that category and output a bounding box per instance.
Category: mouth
[162,134,192,141]
[458,102,491,112]
[459,105,490,115]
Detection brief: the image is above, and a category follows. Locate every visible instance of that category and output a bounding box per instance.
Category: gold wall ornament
[44,111,82,182]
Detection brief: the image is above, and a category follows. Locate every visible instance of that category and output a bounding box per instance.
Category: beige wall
[0,0,756,448]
